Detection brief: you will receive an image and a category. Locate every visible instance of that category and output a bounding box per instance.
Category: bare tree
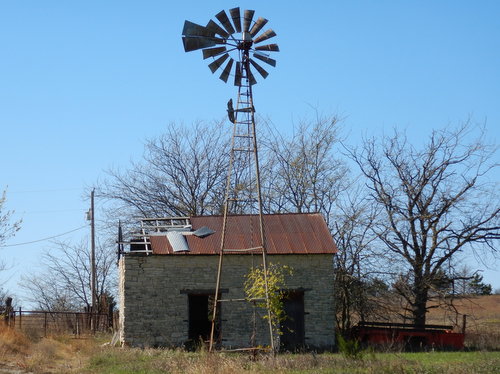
[331,188,382,334]
[0,188,21,248]
[260,116,394,333]
[100,116,349,223]
[100,115,386,334]
[440,264,492,296]
[350,123,500,326]
[99,121,229,220]
[262,115,349,227]
[0,188,22,299]
[21,239,116,312]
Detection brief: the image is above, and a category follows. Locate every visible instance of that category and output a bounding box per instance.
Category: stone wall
[119,253,335,349]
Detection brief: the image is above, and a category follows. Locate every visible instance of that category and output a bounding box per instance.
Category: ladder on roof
[138,217,191,254]
[117,217,192,258]
[140,217,191,232]
[209,52,274,352]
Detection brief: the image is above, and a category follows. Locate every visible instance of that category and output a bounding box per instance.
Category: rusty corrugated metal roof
[148,213,337,255]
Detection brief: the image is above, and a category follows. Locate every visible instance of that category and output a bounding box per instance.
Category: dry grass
[0,327,499,373]
[0,325,31,358]
[427,295,500,323]
[426,294,500,350]
[1,296,499,373]
[0,325,100,373]
[82,349,500,374]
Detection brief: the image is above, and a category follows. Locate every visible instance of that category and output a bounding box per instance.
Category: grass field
[83,349,500,374]
[1,329,499,374]
[1,295,499,373]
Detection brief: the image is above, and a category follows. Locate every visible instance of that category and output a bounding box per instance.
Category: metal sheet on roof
[167,231,190,252]
[149,213,337,255]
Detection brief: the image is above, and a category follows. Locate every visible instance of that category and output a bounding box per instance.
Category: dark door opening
[280,291,305,351]
[188,294,210,341]
[188,294,220,344]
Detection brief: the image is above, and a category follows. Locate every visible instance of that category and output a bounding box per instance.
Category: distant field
[427,294,500,324]
[426,294,500,349]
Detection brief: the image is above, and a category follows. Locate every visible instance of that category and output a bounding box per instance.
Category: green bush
[337,333,363,359]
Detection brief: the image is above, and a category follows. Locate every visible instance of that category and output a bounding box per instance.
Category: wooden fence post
[75,313,79,337]
[5,297,13,327]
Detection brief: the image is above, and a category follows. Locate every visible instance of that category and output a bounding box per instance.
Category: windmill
[182,7,279,351]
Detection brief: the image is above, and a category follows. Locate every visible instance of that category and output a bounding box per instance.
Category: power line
[20,208,84,215]
[0,225,87,247]
[8,187,83,194]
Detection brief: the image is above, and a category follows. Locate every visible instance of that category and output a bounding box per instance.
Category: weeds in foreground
[84,349,500,374]
[0,326,99,373]
[1,327,500,373]
[0,324,31,357]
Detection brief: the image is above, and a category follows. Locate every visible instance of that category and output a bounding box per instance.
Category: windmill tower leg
[209,51,275,353]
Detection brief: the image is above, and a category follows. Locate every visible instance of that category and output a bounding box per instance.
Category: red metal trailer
[351,321,464,351]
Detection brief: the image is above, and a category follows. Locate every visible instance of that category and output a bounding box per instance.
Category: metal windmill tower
[181,7,279,351]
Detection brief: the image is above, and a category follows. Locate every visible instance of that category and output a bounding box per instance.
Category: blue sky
[1,1,499,305]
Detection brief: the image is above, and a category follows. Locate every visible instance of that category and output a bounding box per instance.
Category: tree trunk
[412,285,428,327]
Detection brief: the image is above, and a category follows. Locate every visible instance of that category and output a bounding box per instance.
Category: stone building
[119,213,337,350]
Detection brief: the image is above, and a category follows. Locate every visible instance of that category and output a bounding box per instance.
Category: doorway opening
[280,290,305,351]
[188,293,220,344]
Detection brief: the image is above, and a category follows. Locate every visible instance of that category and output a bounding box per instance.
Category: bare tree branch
[21,239,116,312]
[349,122,499,326]
[98,121,230,220]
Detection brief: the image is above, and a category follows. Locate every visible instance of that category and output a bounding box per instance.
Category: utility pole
[90,188,97,332]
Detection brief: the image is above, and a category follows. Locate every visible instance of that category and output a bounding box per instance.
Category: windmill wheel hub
[237,40,253,51]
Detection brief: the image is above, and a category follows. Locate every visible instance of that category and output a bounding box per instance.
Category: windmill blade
[234,61,242,86]
[253,29,276,44]
[215,10,236,35]
[206,19,229,38]
[243,10,255,32]
[182,36,218,52]
[253,53,276,67]
[208,53,229,73]
[182,20,214,37]
[249,17,268,37]
[202,46,227,59]
[250,59,269,79]
[255,43,280,52]
[219,58,234,82]
[229,7,241,33]
[247,67,257,85]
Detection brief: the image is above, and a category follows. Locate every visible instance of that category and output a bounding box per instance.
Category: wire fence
[3,309,115,338]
